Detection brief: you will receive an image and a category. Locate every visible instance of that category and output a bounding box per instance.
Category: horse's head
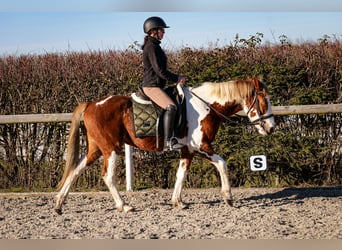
[243,76,276,135]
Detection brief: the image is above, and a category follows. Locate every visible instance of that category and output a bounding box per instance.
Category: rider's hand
[177,76,186,85]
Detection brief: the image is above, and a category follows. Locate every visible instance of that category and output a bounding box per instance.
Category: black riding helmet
[143,16,170,34]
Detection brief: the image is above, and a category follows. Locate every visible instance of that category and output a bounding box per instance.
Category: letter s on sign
[250,155,267,171]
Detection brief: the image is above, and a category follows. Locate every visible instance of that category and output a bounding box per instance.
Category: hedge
[0,34,341,191]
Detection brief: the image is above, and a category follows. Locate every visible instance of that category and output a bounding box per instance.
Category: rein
[190,89,240,124]
[189,88,274,127]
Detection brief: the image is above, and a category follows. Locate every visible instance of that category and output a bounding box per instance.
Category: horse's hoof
[55,208,63,215]
[226,199,234,207]
[123,205,135,213]
[172,201,189,209]
[179,203,189,209]
[117,205,134,213]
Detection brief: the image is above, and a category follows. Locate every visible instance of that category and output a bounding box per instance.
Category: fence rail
[1,104,341,124]
[1,103,341,191]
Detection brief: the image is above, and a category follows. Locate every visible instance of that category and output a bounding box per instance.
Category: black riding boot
[163,104,183,151]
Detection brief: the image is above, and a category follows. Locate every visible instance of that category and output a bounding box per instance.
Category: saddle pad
[132,98,158,137]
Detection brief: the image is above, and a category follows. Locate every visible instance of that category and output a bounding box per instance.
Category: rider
[142,16,185,151]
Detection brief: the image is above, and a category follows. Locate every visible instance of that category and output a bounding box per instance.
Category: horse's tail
[57,102,88,190]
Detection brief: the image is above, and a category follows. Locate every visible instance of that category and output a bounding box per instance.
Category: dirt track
[0,187,341,239]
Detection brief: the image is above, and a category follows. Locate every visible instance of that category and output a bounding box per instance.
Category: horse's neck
[190,85,224,106]
[188,85,244,117]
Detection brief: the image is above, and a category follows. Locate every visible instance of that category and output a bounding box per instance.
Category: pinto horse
[55,76,275,214]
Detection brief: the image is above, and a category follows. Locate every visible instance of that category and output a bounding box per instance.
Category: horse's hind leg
[55,153,88,214]
[102,151,133,212]
[55,142,101,214]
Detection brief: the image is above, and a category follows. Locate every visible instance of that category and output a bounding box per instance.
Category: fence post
[125,144,134,191]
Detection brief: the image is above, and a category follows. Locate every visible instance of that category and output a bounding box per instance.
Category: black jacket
[142,36,179,88]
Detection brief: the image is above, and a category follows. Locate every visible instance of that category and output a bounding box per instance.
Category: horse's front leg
[171,152,194,209]
[209,154,233,206]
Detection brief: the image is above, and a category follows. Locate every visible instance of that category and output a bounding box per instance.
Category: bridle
[190,88,274,127]
[246,89,274,125]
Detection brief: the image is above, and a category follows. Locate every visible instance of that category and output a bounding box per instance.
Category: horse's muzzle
[257,120,275,136]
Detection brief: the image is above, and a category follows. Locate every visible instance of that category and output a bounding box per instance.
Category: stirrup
[163,138,184,151]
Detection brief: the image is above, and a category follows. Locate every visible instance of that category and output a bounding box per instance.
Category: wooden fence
[1,103,341,191]
[1,104,341,124]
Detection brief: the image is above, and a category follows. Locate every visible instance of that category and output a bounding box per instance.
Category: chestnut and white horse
[55,76,275,214]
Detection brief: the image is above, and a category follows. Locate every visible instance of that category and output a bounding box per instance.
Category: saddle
[131,85,187,140]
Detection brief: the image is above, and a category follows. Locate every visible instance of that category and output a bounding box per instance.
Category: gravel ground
[0,187,341,239]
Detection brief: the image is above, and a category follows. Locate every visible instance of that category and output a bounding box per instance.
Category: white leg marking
[171,159,188,207]
[103,151,133,212]
[55,153,88,212]
[209,154,233,202]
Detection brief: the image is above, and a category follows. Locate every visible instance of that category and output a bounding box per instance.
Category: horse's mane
[201,79,256,103]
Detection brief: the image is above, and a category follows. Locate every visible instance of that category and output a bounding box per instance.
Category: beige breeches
[142,87,176,110]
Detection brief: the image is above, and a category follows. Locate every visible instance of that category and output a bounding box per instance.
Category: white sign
[250,155,267,171]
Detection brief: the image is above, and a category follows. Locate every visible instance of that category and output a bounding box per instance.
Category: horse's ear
[253,76,260,88]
